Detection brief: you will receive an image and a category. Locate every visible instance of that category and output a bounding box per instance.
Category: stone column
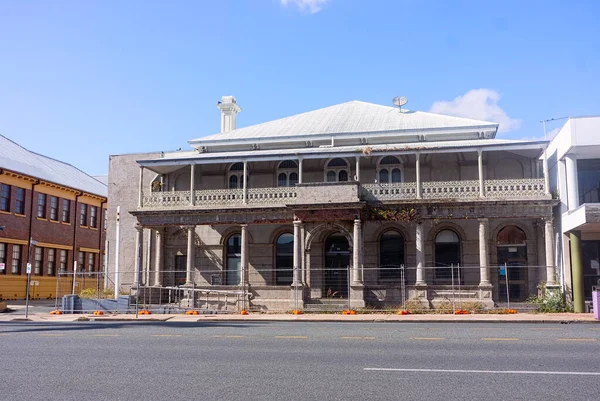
[293,220,302,286]
[570,231,585,313]
[544,218,556,285]
[478,219,490,285]
[352,219,363,284]
[298,158,303,184]
[186,225,195,285]
[415,222,426,285]
[478,150,485,197]
[189,164,195,206]
[242,161,248,204]
[138,166,144,208]
[415,153,422,199]
[240,224,248,286]
[133,225,143,287]
[542,149,550,196]
[565,154,579,211]
[154,228,163,286]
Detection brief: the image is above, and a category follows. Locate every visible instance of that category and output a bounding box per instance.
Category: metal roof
[189,100,499,146]
[0,135,108,197]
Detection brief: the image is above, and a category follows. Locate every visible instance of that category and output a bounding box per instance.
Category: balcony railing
[140,178,550,210]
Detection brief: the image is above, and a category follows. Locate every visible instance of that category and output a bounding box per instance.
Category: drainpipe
[98,200,106,290]
[71,192,82,294]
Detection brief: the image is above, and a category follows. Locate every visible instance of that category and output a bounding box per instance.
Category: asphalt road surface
[1,321,599,401]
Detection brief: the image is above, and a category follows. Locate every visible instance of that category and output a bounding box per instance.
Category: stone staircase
[303,298,350,312]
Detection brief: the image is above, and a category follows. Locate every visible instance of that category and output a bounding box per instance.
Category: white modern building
[107,96,558,311]
[547,116,600,312]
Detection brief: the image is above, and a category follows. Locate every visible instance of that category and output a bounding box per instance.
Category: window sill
[14,213,26,218]
[49,219,60,224]
[36,217,48,221]
[0,210,11,215]
[61,222,71,226]
[79,225,88,229]
[89,227,98,231]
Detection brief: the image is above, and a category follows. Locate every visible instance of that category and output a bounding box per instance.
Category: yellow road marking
[558,338,597,342]
[590,328,600,331]
[410,337,444,341]
[91,334,121,337]
[481,338,519,341]
[340,336,376,340]
[151,334,183,337]
[276,335,307,339]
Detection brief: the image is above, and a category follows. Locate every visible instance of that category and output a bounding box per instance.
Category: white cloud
[280,0,331,14]
[429,89,521,133]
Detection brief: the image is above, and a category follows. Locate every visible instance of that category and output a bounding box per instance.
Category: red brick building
[0,135,107,300]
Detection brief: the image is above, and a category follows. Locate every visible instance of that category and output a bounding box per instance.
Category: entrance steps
[304,299,349,312]
[495,302,537,313]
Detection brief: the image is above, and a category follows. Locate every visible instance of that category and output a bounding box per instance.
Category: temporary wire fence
[17,264,551,314]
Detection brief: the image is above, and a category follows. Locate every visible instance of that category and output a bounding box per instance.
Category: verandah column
[415,222,425,285]
[133,224,143,287]
[185,225,196,285]
[189,164,195,206]
[293,220,302,286]
[154,228,163,286]
[544,218,556,286]
[478,150,485,197]
[138,166,145,208]
[352,219,363,284]
[415,153,422,199]
[570,231,585,313]
[478,218,490,285]
[240,224,248,286]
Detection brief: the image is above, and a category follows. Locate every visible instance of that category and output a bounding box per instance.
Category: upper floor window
[80,204,87,226]
[90,206,97,228]
[228,162,246,189]
[15,188,25,215]
[277,160,299,187]
[0,184,10,212]
[578,159,600,204]
[37,193,46,218]
[62,199,70,223]
[377,156,403,183]
[49,196,58,221]
[325,158,349,182]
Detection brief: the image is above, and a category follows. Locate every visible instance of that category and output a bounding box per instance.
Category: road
[0,321,599,401]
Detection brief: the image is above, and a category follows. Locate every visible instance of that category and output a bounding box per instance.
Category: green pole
[570,232,585,313]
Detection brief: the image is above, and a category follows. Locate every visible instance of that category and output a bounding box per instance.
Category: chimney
[217,95,242,133]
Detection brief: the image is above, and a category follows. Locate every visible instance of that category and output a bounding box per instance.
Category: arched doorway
[434,229,462,284]
[497,226,528,302]
[324,233,350,298]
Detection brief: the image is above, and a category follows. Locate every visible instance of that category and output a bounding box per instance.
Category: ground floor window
[324,233,350,298]
[226,234,241,285]
[174,255,186,286]
[47,249,55,276]
[581,240,600,300]
[496,225,528,302]
[275,233,293,285]
[12,245,21,274]
[34,247,43,275]
[0,243,6,274]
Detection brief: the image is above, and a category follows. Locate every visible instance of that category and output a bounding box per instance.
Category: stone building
[107,97,557,311]
[0,135,108,300]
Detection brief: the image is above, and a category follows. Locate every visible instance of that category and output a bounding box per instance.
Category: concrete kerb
[0,312,598,324]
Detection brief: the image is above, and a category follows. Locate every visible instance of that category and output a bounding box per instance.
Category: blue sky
[1,0,599,175]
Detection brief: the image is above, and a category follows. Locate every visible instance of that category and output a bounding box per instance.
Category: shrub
[527,283,572,313]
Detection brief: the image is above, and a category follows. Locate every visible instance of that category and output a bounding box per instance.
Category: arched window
[379,230,405,281]
[275,233,294,285]
[226,234,241,285]
[228,163,246,189]
[325,158,349,182]
[497,226,528,301]
[434,229,461,284]
[276,160,299,187]
[324,233,350,298]
[377,156,403,183]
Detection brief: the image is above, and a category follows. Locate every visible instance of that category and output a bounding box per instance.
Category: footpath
[0,301,598,324]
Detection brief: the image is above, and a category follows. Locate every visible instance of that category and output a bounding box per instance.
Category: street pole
[25,238,37,319]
